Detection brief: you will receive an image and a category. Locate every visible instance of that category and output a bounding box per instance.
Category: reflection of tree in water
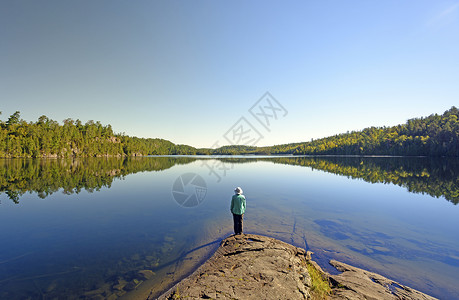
[227,156,458,205]
[0,157,196,203]
[216,156,458,204]
[1,156,457,205]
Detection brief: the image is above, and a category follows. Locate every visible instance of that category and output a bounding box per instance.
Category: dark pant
[232,213,243,234]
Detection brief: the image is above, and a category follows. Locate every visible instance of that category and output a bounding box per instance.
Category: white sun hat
[234,187,243,194]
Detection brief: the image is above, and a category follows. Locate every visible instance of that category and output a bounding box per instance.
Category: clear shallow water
[0,156,458,299]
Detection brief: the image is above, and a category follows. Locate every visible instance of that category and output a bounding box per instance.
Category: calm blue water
[0,157,458,299]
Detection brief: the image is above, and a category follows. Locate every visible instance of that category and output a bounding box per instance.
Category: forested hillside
[1,107,457,157]
[287,107,458,156]
[218,107,458,157]
[0,112,199,157]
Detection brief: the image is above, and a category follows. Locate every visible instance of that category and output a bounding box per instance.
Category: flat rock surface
[329,260,437,300]
[154,234,437,300]
[156,234,311,299]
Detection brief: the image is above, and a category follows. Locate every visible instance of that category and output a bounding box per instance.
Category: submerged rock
[112,278,128,291]
[124,278,142,291]
[137,269,155,280]
[154,234,437,300]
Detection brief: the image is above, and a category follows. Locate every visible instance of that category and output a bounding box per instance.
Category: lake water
[1,156,458,299]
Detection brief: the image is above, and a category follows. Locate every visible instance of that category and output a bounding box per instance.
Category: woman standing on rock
[230,187,246,235]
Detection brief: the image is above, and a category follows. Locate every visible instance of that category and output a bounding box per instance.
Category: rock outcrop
[329,260,437,300]
[156,234,311,299]
[154,234,437,300]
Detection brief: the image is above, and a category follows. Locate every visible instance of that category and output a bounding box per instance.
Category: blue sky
[1,1,458,148]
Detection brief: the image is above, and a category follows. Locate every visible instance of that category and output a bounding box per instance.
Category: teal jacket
[231,194,246,215]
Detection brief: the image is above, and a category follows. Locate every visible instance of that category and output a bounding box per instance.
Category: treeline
[0,111,200,157]
[210,145,259,155]
[0,156,196,203]
[1,107,458,157]
[279,106,459,156]
[207,107,458,157]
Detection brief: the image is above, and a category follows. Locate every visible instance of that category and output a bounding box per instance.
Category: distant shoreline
[1,107,457,158]
[0,154,449,159]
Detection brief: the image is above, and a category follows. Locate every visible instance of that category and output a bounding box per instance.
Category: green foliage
[1,107,457,158]
[306,261,331,299]
[207,107,458,157]
[6,111,21,127]
[289,107,459,157]
[211,145,258,155]
[0,112,198,158]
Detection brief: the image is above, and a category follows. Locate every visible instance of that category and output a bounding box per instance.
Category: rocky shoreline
[153,234,437,300]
